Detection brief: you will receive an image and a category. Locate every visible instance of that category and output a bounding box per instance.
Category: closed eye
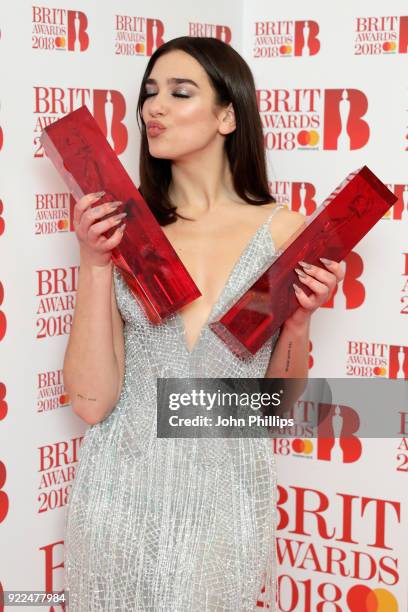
[144,93,190,98]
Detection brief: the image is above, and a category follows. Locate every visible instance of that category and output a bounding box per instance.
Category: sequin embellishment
[64,204,286,611]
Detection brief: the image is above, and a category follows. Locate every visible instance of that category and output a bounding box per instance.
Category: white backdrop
[0,1,407,610]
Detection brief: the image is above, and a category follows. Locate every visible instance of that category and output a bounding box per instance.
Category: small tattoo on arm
[285,342,293,373]
[77,393,97,402]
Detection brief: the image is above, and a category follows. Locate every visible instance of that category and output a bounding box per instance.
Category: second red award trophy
[209,166,397,358]
[40,104,201,324]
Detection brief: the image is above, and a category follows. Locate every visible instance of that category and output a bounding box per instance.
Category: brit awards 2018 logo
[114,15,164,56]
[275,485,401,610]
[35,192,72,235]
[37,368,69,413]
[272,396,363,464]
[253,20,320,58]
[269,180,318,214]
[354,15,408,54]
[258,88,369,150]
[33,87,128,157]
[38,436,83,513]
[36,266,79,340]
[32,6,89,52]
[346,341,408,378]
[188,22,231,43]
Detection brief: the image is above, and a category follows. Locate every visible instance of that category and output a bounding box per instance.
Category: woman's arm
[263,316,310,414]
[265,206,345,404]
[265,315,310,379]
[264,209,310,399]
[62,192,127,426]
[63,259,125,426]
[264,254,344,406]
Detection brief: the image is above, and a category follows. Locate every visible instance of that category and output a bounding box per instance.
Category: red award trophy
[40,104,201,324]
[209,166,397,358]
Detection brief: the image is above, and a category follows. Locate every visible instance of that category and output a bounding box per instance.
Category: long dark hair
[136,36,275,225]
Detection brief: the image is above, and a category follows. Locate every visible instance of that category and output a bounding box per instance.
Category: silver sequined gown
[64,204,285,611]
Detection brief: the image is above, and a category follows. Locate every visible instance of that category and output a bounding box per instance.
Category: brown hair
[136,36,275,225]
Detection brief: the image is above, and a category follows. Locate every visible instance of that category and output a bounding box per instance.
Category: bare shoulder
[267,205,306,250]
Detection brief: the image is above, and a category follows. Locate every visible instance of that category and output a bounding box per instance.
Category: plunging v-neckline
[176,217,277,356]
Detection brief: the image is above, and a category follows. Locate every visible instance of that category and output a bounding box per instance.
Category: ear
[218,103,236,136]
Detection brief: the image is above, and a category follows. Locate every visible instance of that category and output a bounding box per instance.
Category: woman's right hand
[73,192,127,268]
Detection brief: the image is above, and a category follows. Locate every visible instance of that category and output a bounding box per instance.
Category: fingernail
[293,282,302,292]
[298,261,312,269]
[319,257,333,266]
[294,267,306,278]
[119,222,126,232]
[93,190,105,198]
[109,201,121,208]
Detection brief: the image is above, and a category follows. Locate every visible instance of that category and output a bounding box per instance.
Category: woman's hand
[73,192,127,268]
[285,257,345,330]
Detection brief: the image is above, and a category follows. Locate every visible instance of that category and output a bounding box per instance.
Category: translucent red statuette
[209,166,398,358]
[40,104,201,324]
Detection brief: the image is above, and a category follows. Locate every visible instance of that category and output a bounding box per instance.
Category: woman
[63,37,343,610]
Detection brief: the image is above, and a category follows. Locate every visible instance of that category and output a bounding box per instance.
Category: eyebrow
[145,77,199,88]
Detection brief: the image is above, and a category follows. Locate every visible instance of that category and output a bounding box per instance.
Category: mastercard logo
[59,394,70,406]
[298,130,319,146]
[57,219,69,231]
[279,45,293,55]
[135,43,145,54]
[373,366,387,376]
[382,41,396,52]
[292,439,313,454]
[347,584,398,611]
[55,36,66,49]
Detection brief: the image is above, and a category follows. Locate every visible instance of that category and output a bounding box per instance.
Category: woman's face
[141,50,232,160]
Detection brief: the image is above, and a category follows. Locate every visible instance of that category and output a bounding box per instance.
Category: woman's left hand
[285,257,345,329]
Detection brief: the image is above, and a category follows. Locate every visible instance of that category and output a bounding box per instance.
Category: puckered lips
[146,120,167,137]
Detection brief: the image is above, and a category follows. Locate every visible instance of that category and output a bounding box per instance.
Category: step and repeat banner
[244,1,407,610]
[0,0,407,610]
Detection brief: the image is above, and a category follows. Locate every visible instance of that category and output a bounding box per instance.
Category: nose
[145,91,167,117]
